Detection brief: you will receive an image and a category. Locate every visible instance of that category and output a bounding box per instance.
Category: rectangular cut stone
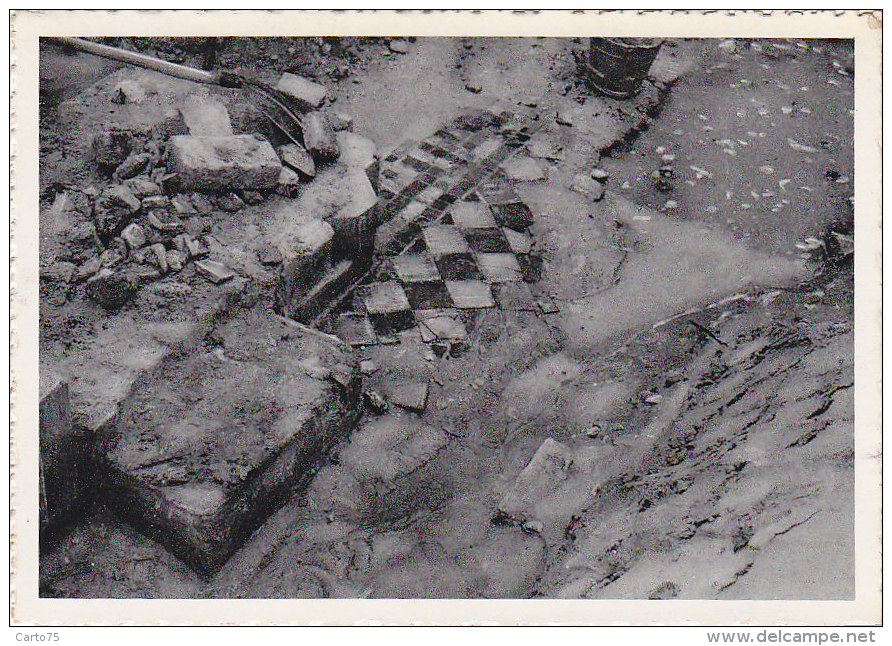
[276,72,328,111]
[450,201,498,229]
[328,168,379,260]
[280,219,335,311]
[166,135,282,191]
[40,369,92,536]
[103,311,360,575]
[445,280,495,309]
[179,95,233,137]
[476,252,524,283]
[423,225,471,257]
[336,132,379,192]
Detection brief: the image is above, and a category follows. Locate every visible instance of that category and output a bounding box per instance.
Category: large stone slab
[166,135,282,192]
[103,310,361,574]
[39,369,93,539]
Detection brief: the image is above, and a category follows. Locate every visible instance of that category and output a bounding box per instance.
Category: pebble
[120,223,147,250]
[359,360,378,375]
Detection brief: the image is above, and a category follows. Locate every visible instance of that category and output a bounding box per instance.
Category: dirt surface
[39,36,854,600]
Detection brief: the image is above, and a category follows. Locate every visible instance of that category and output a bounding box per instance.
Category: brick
[179,95,233,136]
[166,135,282,192]
[497,438,575,522]
[276,72,328,111]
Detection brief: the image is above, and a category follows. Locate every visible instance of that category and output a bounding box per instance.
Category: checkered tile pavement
[334,107,559,352]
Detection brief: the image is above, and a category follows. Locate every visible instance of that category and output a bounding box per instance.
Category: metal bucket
[583,37,663,99]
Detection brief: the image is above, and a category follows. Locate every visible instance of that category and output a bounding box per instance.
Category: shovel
[50,36,307,147]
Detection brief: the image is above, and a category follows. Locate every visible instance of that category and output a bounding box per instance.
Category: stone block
[102,311,361,574]
[336,131,379,192]
[301,112,340,163]
[327,168,379,260]
[92,129,133,168]
[40,370,92,537]
[389,382,429,414]
[179,95,233,137]
[276,72,328,112]
[166,135,282,192]
[278,143,316,178]
[279,219,335,311]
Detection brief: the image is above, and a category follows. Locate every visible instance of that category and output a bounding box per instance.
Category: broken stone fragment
[195,259,234,284]
[85,269,137,310]
[179,95,233,137]
[327,111,353,132]
[124,177,161,199]
[465,80,483,94]
[590,168,609,182]
[141,195,170,210]
[301,112,340,163]
[389,382,429,414]
[277,167,301,198]
[336,131,379,192]
[120,223,147,250]
[148,243,169,274]
[389,39,409,54]
[170,194,197,215]
[215,192,244,212]
[99,248,123,268]
[275,72,328,112]
[189,192,214,214]
[240,190,265,205]
[95,186,141,239]
[113,152,152,181]
[100,185,141,214]
[92,129,133,168]
[363,390,388,414]
[166,135,282,192]
[76,256,102,282]
[359,360,377,375]
[147,210,185,234]
[278,143,316,178]
[166,248,186,272]
[571,173,606,202]
[151,107,189,141]
[256,243,283,266]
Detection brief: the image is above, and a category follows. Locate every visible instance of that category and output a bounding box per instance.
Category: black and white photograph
[10,9,882,628]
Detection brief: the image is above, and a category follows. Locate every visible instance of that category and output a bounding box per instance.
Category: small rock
[141,195,170,210]
[327,111,353,132]
[571,173,605,201]
[148,243,169,274]
[215,192,244,212]
[100,185,141,214]
[521,519,545,535]
[363,390,388,414]
[389,39,409,54]
[171,194,197,215]
[76,256,102,282]
[275,72,328,111]
[359,360,378,375]
[120,223,147,250]
[464,80,482,94]
[99,248,123,268]
[113,152,152,181]
[166,248,186,272]
[277,167,302,198]
[195,259,234,284]
[85,269,137,310]
[256,243,283,266]
[240,190,265,205]
[590,168,609,182]
[147,210,185,234]
[585,424,602,438]
[189,192,214,214]
[644,393,663,405]
[278,143,316,178]
[123,177,161,198]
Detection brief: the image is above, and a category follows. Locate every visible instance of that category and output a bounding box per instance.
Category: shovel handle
[50,36,222,86]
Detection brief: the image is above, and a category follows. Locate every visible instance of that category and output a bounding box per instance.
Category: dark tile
[368,310,417,336]
[419,205,443,223]
[403,156,431,173]
[378,188,396,202]
[403,280,454,310]
[490,201,534,231]
[463,227,510,253]
[516,253,543,283]
[435,253,483,281]
[399,179,428,201]
[432,194,457,210]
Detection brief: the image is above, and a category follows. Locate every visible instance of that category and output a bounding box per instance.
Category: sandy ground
[38,36,854,600]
